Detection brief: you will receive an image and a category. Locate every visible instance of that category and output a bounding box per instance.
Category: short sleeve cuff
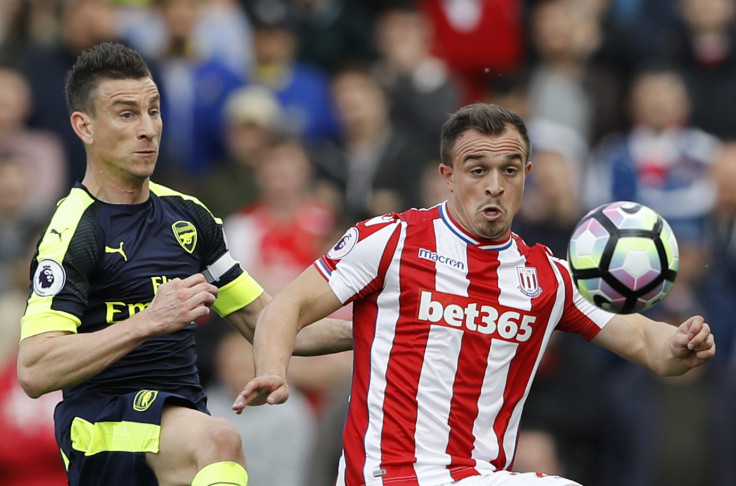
[20,310,80,342]
[212,271,264,317]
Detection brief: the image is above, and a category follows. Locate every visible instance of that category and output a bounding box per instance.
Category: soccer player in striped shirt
[234,103,716,486]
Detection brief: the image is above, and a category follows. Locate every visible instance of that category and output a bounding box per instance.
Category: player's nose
[138,114,158,139]
[484,172,503,197]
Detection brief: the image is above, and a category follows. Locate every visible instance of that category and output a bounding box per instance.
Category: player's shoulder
[511,233,570,273]
[511,232,555,257]
[149,181,220,220]
[354,206,439,233]
[41,186,98,242]
[149,181,203,205]
[53,185,96,215]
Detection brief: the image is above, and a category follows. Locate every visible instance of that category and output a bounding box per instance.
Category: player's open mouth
[481,206,502,221]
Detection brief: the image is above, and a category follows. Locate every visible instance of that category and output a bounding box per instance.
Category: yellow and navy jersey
[20,181,263,403]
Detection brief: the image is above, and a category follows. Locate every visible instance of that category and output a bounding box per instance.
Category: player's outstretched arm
[225,284,351,356]
[591,313,716,376]
[17,274,218,398]
[231,266,345,413]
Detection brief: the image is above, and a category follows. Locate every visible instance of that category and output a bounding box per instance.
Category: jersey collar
[439,201,513,251]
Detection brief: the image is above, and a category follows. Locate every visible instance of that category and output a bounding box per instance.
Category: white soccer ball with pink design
[567,201,679,314]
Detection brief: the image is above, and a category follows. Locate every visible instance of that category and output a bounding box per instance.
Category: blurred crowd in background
[0,0,735,485]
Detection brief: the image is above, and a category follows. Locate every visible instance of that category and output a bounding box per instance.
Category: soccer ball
[567,201,679,314]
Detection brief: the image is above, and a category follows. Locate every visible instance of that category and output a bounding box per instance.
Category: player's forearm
[289,266,351,355]
[252,303,299,378]
[293,317,353,356]
[17,313,151,397]
[594,314,692,377]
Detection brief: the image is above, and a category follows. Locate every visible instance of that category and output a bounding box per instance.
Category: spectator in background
[119,0,254,76]
[291,0,376,71]
[527,0,625,146]
[244,0,340,143]
[0,66,66,216]
[699,141,736,367]
[663,0,736,140]
[372,3,462,160]
[19,0,120,186]
[595,0,681,73]
[223,136,336,295]
[195,85,284,218]
[583,66,720,246]
[512,428,567,478]
[305,378,352,486]
[419,160,450,208]
[0,0,61,64]
[148,0,245,187]
[310,63,424,220]
[0,152,47,295]
[420,0,525,102]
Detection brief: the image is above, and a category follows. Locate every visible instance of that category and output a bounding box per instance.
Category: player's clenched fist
[144,274,219,335]
[670,315,716,367]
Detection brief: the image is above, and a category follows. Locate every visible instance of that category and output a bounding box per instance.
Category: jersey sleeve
[20,189,97,341]
[185,194,264,317]
[553,258,615,340]
[314,214,402,304]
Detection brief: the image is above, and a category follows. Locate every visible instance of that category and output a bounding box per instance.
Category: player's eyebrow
[463,152,524,163]
[112,94,160,108]
[111,99,140,109]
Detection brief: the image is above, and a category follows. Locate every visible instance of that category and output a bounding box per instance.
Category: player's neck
[82,171,150,204]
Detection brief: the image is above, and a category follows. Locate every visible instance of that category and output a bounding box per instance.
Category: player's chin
[131,164,156,179]
[476,221,509,241]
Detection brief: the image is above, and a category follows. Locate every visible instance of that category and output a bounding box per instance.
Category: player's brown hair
[440,103,531,166]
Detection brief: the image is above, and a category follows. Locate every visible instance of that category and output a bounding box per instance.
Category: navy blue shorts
[54,390,207,486]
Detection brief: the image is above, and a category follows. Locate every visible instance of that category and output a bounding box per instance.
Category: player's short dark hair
[65,42,152,115]
[440,103,531,166]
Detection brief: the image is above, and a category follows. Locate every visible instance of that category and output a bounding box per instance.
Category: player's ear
[525,160,533,177]
[439,163,454,190]
[70,111,94,145]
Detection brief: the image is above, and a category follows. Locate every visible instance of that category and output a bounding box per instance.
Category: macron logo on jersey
[417,290,536,342]
[418,248,465,270]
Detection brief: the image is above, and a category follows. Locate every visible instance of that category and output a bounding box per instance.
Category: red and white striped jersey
[314,203,614,486]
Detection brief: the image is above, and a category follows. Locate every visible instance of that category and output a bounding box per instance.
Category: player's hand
[145,274,218,335]
[231,374,289,414]
[670,315,716,368]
